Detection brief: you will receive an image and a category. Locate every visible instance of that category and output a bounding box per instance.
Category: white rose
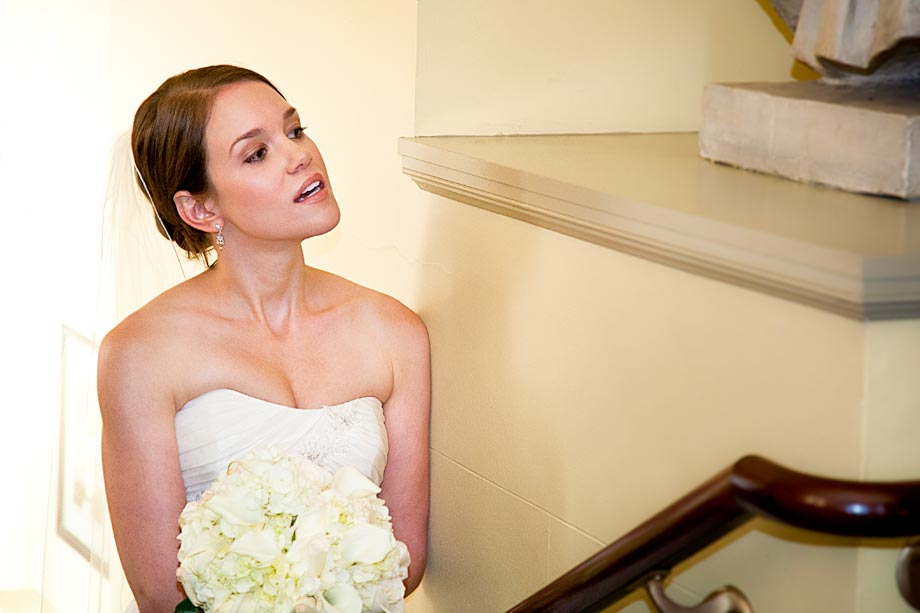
[295,458,333,489]
[294,575,323,599]
[349,566,379,584]
[206,488,264,526]
[370,578,406,613]
[393,541,410,574]
[291,600,321,613]
[179,529,224,573]
[288,534,331,579]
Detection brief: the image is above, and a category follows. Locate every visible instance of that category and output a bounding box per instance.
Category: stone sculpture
[699,0,920,200]
[774,0,920,80]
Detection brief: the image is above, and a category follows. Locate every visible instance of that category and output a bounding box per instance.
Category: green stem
[174,597,202,613]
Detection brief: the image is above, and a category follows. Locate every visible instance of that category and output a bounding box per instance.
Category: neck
[207,242,310,333]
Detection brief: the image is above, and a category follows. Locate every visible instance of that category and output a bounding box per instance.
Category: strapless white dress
[176,389,389,500]
[124,389,389,612]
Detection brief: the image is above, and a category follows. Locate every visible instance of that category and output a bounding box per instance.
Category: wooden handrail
[507,455,920,613]
[732,456,920,537]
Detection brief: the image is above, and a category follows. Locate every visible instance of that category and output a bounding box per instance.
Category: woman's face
[202,80,340,247]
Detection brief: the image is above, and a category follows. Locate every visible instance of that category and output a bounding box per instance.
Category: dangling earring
[215,223,225,250]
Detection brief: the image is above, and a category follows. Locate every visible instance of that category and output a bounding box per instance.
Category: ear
[174,190,221,233]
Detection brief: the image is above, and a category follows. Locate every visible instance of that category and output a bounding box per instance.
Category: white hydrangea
[177,448,409,613]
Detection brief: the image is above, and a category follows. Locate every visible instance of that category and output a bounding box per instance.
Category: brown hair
[131,65,284,260]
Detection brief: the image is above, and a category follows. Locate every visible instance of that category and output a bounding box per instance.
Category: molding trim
[399,135,920,321]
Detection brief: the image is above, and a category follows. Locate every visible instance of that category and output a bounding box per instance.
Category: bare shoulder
[100,307,155,383]
[100,286,190,363]
[97,282,206,416]
[309,267,429,348]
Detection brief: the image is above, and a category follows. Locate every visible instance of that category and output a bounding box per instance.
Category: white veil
[101,131,205,325]
[40,131,206,612]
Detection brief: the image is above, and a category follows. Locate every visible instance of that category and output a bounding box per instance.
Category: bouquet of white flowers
[175,447,410,613]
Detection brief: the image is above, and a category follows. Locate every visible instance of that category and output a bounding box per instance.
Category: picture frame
[57,325,106,570]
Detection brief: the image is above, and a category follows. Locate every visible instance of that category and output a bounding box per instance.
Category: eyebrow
[229,107,299,155]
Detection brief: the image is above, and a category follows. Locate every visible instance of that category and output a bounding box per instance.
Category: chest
[180,316,391,409]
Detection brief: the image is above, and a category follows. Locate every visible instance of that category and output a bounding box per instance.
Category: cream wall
[1,0,112,609]
[404,193,876,612]
[415,0,814,136]
[857,321,920,612]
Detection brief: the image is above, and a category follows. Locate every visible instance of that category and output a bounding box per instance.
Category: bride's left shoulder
[310,267,429,343]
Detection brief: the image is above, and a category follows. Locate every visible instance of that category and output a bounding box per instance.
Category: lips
[295,175,325,203]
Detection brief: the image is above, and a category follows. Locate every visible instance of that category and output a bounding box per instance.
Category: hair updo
[131,65,284,259]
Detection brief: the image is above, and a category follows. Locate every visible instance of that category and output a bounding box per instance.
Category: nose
[287,141,312,174]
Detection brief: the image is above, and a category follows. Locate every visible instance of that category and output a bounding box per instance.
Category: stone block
[699,81,920,200]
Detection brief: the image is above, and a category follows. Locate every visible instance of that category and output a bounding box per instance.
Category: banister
[731,455,920,537]
[507,455,920,613]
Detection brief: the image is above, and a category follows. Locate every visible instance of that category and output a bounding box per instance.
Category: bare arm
[98,325,188,613]
[378,308,431,595]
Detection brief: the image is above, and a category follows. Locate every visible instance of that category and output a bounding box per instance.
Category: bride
[98,65,430,612]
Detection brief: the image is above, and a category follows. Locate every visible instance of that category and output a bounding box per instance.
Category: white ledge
[398,133,920,321]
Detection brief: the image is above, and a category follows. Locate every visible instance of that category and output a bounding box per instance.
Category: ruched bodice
[174,389,388,503]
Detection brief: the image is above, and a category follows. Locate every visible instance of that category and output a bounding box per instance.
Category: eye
[289,125,307,139]
[244,146,267,164]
